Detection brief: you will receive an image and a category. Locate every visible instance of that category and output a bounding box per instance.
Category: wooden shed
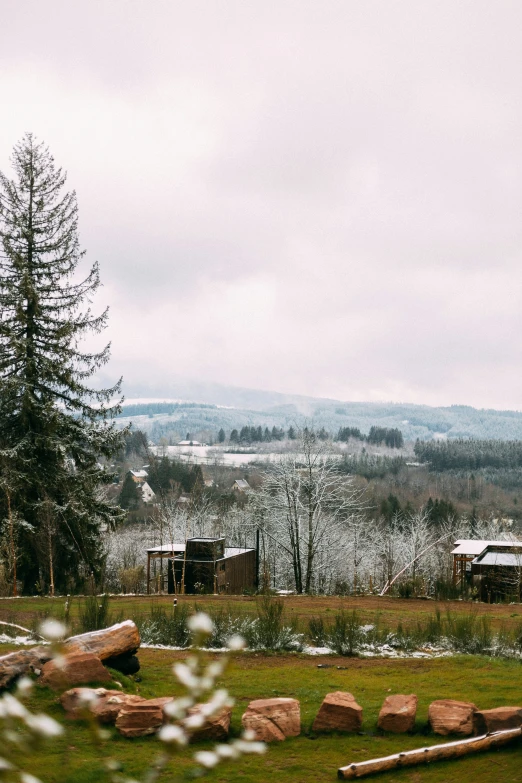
[146,536,257,595]
[471,543,522,602]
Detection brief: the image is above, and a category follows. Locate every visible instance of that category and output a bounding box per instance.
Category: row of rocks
[312,693,522,738]
[59,688,522,741]
[61,688,232,739]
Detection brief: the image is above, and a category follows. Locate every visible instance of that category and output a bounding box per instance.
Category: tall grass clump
[308,616,327,646]
[327,609,363,655]
[247,595,303,651]
[203,606,257,649]
[444,610,493,654]
[78,593,113,632]
[137,603,192,647]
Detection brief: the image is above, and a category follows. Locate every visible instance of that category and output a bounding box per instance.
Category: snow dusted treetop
[0,133,124,592]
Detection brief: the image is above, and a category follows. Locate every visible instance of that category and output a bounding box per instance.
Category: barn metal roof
[472,550,522,567]
[451,539,521,556]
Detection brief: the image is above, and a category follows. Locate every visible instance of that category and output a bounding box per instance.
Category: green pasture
[1,644,521,783]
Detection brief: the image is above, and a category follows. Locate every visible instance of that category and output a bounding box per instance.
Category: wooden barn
[146,536,257,595]
[452,539,522,601]
[470,543,522,602]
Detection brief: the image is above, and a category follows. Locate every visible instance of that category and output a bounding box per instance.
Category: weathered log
[0,647,52,689]
[337,727,522,779]
[63,620,140,661]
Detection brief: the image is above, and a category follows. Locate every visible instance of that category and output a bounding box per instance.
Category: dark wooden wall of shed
[220,551,256,594]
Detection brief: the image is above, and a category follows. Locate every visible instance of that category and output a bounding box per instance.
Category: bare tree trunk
[5,490,17,597]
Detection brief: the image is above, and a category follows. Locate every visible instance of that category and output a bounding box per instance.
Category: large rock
[428,699,477,736]
[378,694,417,733]
[60,687,145,722]
[115,702,167,738]
[40,652,111,689]
[114,697,174,738]
[241,698,301,742]
[64,621,140,662]
[474,706,522,734]
[313,692,363,733]
[0,647,52,689]
[186,704,232,742]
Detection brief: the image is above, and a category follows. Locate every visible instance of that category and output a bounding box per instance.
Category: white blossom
[226,634,247,651]
[215,744,239,760]
[234,739,267,754]
[77,690,99,707]
[16,677,33,697]
[26,714,64,737]
[39,620,66,641]
[184,712,205,729]
[200,689,230,716]
[163,697,194,719]
[20,774,43,783]
[158,724,188,745]
[2,694,29,719]
[187,613,214,635]
[193,750,219,768]
[205,660,225,679]
[173,663,198,690]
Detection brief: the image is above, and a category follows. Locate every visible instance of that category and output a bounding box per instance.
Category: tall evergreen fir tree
[0,134,125,593]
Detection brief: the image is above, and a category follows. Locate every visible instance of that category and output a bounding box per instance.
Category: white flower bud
[77,690,99,707]
[39,620,66,641]
[26,714,64,737]
[158,724,188,745]
[173,663,198,690]
[163,697,194,719]
[205,660,225,679]
[184,712,205,729]
[241,728,256,742]
[215,743,239,759]
[187,613,214,635]
[2,694,29,719]
[227,634,247,651]
[20,774,44,783]
[194,750,219,768]
[16,677,33,697]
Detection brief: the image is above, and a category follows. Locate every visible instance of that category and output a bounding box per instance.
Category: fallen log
[338,727,522,779]
[63,620,140,661]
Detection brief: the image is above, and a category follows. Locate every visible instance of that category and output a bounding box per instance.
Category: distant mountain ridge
[117,382,522,442]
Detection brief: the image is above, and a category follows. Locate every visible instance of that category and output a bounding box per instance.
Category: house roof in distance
[233,479,251,490]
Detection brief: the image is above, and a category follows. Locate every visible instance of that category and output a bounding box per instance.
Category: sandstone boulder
[0,647,52,689]
[313,692,363,733]
[474,706,522,734]
[186,704,232,742]
[428,699,477,736]
[378,694,417,733]
[60,687,145,722]
[41,652,111,690]
[241,698,300,742]
[115,703,166,737]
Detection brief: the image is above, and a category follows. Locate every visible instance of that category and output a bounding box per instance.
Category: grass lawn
[1,646,521,783]
[1,596,521,782]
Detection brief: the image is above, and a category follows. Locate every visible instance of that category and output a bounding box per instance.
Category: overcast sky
[1,1,522,409]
